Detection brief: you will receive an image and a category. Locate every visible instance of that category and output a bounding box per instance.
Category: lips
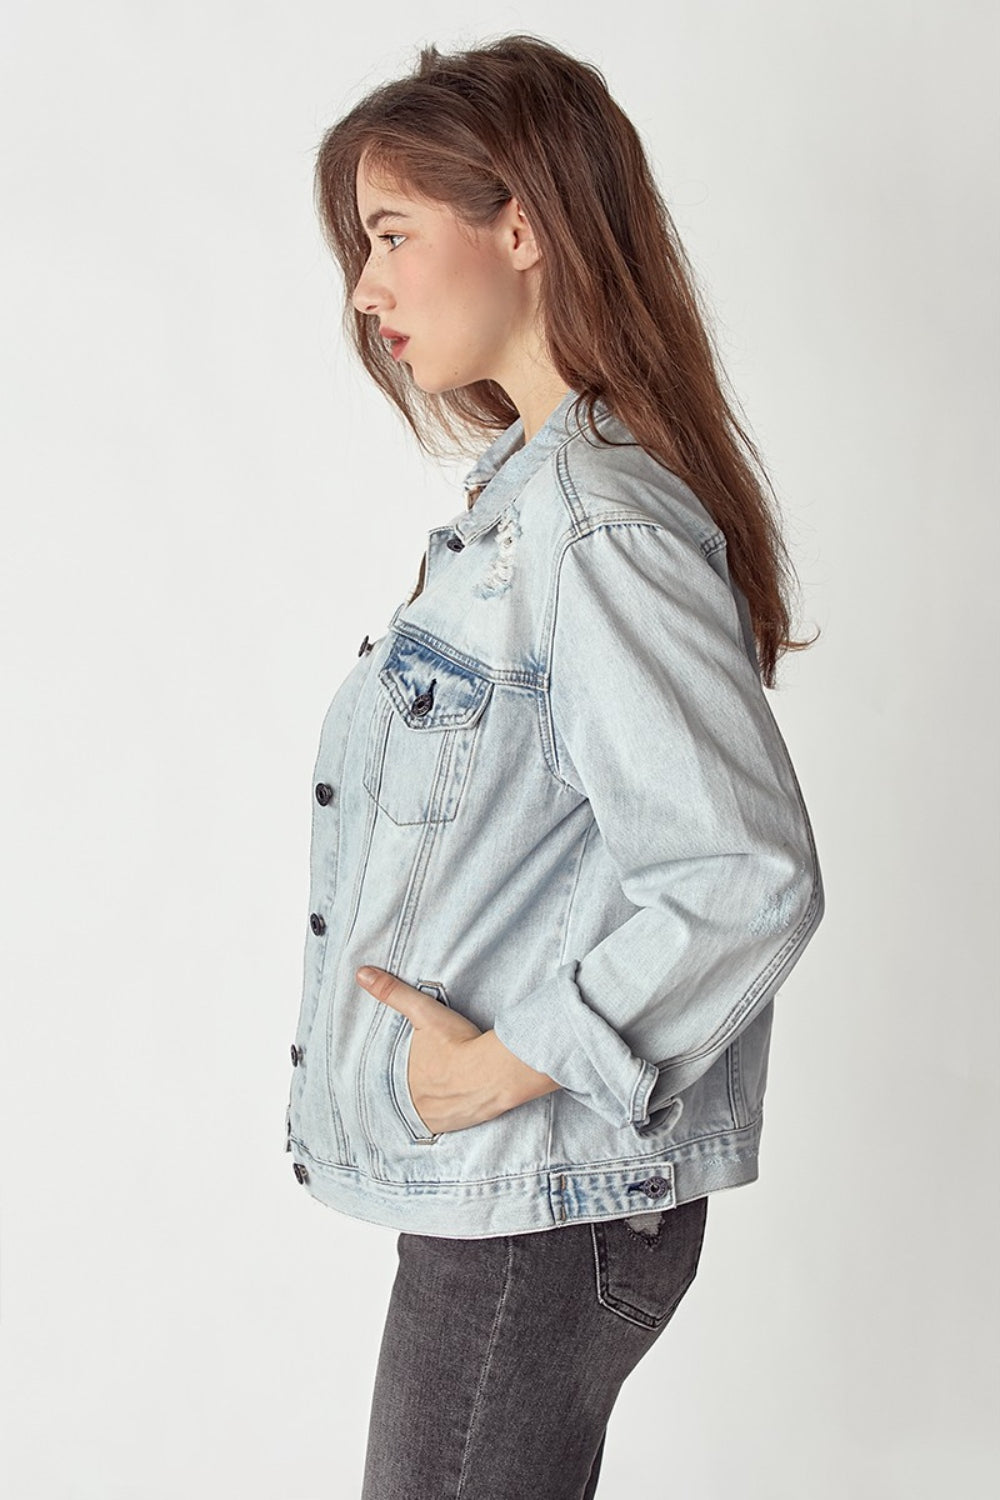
[380,327,410,360]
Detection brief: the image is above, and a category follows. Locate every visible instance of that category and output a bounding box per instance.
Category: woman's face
[352,156,540,395]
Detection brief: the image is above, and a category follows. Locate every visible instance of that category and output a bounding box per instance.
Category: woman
[286,33,825,1499]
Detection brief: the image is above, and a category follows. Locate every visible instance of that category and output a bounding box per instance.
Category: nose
[351,256,387,316]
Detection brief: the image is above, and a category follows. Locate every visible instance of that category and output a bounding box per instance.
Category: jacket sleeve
[490,517,825,1129]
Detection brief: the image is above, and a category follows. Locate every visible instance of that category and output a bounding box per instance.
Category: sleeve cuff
[491,959,659,1129]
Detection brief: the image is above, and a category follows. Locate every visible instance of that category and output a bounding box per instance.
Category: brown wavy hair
[313,33,817,686]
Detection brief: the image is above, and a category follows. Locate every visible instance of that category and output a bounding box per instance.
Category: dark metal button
[292,1161,308,1183]
[290,1043,302,1066]
[314,782,334,806]
[446,534,465,551]
[309,912,326,936]
[644,1176,670,1199]
[358,634,372,656]
[411,677,437,716]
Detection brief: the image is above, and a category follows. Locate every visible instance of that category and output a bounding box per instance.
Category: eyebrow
[363,208,414,231]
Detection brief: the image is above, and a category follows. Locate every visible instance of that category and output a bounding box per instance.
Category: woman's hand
[355,965,561,1135]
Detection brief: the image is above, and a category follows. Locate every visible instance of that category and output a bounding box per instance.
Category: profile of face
[352,155,543,395]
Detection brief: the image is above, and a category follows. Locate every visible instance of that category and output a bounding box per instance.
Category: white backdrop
[2,3,997,1496]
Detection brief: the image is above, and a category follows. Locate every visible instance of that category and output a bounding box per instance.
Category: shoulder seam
[554,439,725,555]
[537,514,730,792]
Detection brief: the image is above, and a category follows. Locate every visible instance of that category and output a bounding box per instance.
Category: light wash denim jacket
[285,388,825,1238]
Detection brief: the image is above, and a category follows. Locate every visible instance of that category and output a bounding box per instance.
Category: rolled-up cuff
[492,959,659,1129]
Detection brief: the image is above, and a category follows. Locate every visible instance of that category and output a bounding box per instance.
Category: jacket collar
[447,388,618,545]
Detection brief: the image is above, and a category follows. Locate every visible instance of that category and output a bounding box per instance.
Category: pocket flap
[378,634,492,730]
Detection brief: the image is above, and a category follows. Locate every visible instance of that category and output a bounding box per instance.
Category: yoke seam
[540,518,693,794]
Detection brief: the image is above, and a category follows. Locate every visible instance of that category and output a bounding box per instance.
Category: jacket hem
[287,1121,763,1239]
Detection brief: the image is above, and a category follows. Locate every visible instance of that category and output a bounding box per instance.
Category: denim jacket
[285,388,825,1238]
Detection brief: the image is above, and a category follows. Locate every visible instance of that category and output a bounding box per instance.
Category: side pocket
[387,981,451,1145]
[591,1194,708,1329]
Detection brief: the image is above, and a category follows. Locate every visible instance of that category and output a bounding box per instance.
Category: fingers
[355,966,429,1025]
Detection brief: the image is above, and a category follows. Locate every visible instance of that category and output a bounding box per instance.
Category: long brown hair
[313,33,817,686]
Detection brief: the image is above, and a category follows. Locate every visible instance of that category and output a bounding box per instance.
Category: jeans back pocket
[591,1195,708,1329]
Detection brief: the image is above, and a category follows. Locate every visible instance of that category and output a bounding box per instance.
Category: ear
[503,194,542,270]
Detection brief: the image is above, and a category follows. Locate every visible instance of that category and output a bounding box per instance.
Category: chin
[409,367,444,393]
[410,361,481,396]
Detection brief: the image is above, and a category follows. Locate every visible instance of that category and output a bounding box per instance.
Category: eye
[378,232,406,251]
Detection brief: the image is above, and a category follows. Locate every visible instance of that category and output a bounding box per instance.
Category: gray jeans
[361,1194,709,1499]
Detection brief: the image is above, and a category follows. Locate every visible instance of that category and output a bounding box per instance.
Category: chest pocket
[363,633,493,825]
